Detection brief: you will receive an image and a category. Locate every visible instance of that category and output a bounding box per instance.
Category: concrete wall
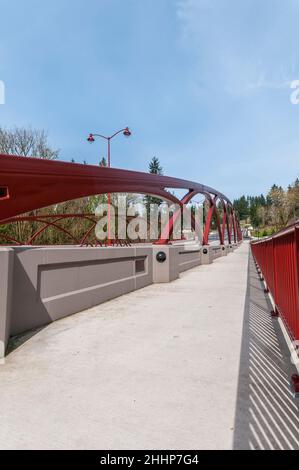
[0,242,241,357]
[178,246,201,273]
[210,246,222,260]
[10,246,153,337]
[0,249,14,358]
[152,246,180,283]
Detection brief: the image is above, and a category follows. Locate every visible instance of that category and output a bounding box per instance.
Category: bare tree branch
[0,127,59,159]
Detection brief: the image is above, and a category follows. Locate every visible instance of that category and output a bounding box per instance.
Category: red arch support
[0,154,242,245]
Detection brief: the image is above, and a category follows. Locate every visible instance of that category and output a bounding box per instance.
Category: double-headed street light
[87,127,131,168]
[87,127,132,244]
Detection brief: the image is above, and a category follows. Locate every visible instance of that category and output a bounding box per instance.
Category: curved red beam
[0,154,241,244]
[0,154,231,220]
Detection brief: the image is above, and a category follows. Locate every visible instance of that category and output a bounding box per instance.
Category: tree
[0,127,60,244]
[0,127,59,159]
[249,198,261,227]
[233,195,249,220]
[145,157,163,209]
[267,184,289,229]
[287,178,299,221]
[149,156,162,175]
[142,157,163,238]
[100,157,107,167]
[233,179,299,232]
[257,205,266,227]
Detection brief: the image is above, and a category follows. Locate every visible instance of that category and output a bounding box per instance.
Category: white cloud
[176,0,299,96]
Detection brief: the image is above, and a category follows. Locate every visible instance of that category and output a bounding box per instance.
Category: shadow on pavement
[233,251,299,450]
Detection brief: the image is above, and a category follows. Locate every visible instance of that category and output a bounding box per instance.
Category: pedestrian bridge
[0,241,298,450]
[0,155,298,450]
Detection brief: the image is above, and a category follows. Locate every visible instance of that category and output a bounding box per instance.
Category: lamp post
[87,127,131,244]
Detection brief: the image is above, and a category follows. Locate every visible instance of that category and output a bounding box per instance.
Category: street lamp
[87,127,132,244]
[87,127,131,168]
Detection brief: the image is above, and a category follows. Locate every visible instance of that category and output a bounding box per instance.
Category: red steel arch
[0,154,242,245]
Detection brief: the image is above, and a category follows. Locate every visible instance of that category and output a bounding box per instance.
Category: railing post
[271,236,279,317]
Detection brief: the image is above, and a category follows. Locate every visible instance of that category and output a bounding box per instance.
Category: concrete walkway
[0,242,298,449]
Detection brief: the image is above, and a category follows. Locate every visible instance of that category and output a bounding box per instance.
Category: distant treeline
[233,179,299,230]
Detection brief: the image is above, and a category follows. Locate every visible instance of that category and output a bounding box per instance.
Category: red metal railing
[0,214,141,246]
[251,221,299,341]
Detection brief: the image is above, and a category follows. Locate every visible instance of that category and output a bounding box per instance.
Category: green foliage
[145,157,163,209]
[234,178,299,231]
[233,195,249,220]
[148,156,162,175]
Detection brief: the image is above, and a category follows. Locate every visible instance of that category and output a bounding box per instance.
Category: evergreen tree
[148,156,163,175]
[99,157,107,167]
[233,195,249,220]
[145,157,163,210]
[232,179,299,232]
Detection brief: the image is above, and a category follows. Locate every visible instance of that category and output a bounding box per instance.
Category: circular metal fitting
[156,251,167,263]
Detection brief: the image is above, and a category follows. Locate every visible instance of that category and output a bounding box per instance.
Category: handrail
[251,221,299,342]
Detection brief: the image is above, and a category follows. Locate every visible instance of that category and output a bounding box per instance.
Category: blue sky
[0,0,298,199]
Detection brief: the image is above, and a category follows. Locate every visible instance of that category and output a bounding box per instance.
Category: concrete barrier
[201,246,212,264]
[178,245,201,273]
[8,246,153,338]
[152,245,180,282]
[0,249,14,358]
[0,240,241,356]
[210,246,222,260]
[220,245,228,256]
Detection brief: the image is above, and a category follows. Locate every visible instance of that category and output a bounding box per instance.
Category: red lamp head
[87,133,95,143]
[123,127,131,137]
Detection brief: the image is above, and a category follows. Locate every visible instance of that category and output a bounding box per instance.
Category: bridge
[0,155,298,450]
